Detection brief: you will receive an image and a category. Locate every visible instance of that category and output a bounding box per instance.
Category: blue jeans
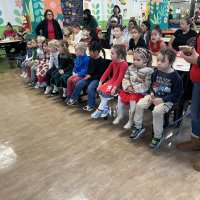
[70,79,99,107]
[191,82,200,137]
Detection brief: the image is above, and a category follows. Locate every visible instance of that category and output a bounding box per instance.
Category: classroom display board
[61,0,83,26]
[83,0,141,28]
[149,0,169,29]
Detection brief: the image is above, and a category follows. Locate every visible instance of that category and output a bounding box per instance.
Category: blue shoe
[130,126,145,139]
[91,109,102,118]
[149,135,164,149]
[100,108,110,118]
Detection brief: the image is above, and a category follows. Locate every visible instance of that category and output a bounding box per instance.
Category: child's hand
[84,74,91,80]
[111,87,117,96]
[153,98,163,106]
[59,69,64,74]
[127,50,133,55]
[149,92,155,103]
[72,72,77,77]
[127,86,134,93]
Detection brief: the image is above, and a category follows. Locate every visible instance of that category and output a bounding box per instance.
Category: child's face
[114,27,123,39]
[133,52,145,68]
[37,40,43,49]
[48,45,57,53]
[110,47,119,61]
[6,25,12,31]
[27,42,32,49]
[128,21,135,31]
[131,28,141,40]
[157,53,170,71]
[89,50,99,59]
[43,43,48,51]
[83,29,90,37]
[72,27,79,34]
[75,48,84,56]
[151,30,161,43]
[110,21,117,28]
[141,23,148,33]
[31,40,37,47]
[57,45,64,53]
[98,31,103,39]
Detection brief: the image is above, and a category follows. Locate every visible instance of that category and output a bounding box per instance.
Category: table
[68,45,190,72]
[0,39,21,44]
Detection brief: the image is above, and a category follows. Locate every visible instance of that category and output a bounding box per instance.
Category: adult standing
[35,9,63,40]
[176,35,200,172]
[106,5,123,29]
[83,9,98,34]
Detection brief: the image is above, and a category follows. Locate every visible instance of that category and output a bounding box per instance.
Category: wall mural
[0,0,63,32]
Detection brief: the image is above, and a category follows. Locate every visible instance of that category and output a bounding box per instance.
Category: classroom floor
[0,65,200,200]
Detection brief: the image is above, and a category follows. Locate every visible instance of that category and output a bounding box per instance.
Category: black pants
[45,66,57,86]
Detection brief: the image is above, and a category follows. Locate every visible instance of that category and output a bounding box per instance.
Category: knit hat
[111,17,118,22]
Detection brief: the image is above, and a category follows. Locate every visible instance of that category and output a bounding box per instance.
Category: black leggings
[45,66,57,86]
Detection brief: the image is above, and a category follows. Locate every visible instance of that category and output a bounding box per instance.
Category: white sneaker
[34,82,40,89]
[113,116,123,125]
[124,120,133,129]
[44,86,52,94]
[63,93,67,98]
[23,73,27,78]
[20,72,25,77]
[39,82,47,88]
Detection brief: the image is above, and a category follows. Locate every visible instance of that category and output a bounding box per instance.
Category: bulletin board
[61,0,83,26]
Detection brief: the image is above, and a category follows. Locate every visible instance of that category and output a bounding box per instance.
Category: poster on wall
[83,0,141,28]
[61,0,83,26]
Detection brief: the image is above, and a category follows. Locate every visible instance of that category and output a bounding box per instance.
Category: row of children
[20,36,182,149]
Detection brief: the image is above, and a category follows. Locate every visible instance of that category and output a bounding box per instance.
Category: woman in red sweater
[177,34,200,171]
[91,44,128,118]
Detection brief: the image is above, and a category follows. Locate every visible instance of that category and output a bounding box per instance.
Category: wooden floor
[0,68,200,200]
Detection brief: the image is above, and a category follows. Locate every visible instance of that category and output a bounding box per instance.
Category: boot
[193,159,200,171]
[176,136,200,151]
[113,106,123,125]
[124,109,133,129]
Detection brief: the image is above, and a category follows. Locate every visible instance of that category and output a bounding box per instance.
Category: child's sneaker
[113,116,123,125]
[67,99,76,106]
[130,126,145,139]
[20,72,25,77]
[34,82,40,89]
[44,86,52,94]
[83,105,94,112]
[50,90,59,96]
[149,135,164,149]
[63,93,67,98]
[39,82,47,88]
[100,108,110,118]
[91,109,102,118]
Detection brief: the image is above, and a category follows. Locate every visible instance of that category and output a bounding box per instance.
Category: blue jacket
[73,54,90,77]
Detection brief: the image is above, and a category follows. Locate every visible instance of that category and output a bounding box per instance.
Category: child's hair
[58,39,71,57]
[48,39,58,48]
[182,18,195,29]
[134,47,152,66]
[129,19,137,26]
[6,22,13,28]
[75,42,87,53]
[63,26,73,36]
[112,44,127,60]
[114,25,123,31]
[141,21,150,30]
[26,39,32,44]
[31,37,37,44]
[42,39,48,46]
[37,35,46,43]
[152,26,162,36]
[89,41,106,60]
[159,48,176,64]
[71,22,81,29]
[82,26,90,32]
[132,26,143,34]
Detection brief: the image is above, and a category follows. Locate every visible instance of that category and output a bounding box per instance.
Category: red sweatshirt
[190,35,200,83]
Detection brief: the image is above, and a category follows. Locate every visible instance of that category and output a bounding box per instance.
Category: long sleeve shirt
[73,54,90,77]
[150,69,182,103]
[58,53,74,76]
[49,51,59,68]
